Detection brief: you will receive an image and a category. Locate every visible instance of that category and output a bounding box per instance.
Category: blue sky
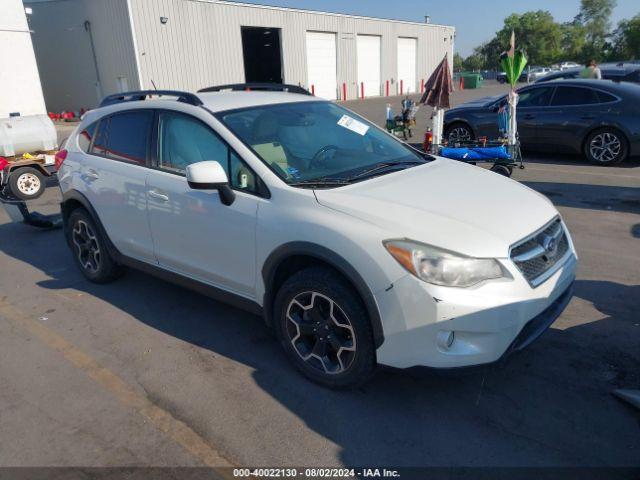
[233,0,639,57]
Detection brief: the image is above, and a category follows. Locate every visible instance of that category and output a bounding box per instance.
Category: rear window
[90,111,153,165]
[596,91,618,103]
[550,86,600,106]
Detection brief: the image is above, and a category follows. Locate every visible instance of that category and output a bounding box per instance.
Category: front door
[145,110,261,298]
[515,85,555,147]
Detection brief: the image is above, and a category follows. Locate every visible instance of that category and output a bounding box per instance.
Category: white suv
[57,86,577,388]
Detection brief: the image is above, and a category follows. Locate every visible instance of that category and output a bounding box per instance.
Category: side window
[550,86,599,106]
[90,111,153,165]
[158,111,229,174]
[158,111,260,194]
[106,111,153,164]
[518,87,554,108]
[78,121,98,152]
[596,91,617,103]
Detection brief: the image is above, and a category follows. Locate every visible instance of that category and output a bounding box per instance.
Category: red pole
[311,84,315,96]
[420,78,425,93]
[400,79,403,95]
[343,82,347,101]
[386,80,389,97]
[360,82,364,99]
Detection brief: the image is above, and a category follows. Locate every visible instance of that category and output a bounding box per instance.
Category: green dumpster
[462,73,483,89]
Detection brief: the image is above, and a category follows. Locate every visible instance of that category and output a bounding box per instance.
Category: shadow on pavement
[523,182,640,215]
[0,220,638,468]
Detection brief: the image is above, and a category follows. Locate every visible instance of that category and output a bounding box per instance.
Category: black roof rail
[198,83,312,95]
[99,90,203,108]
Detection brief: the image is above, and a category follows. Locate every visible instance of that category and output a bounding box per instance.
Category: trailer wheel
[9,167,46,200]
[490,164,513,177]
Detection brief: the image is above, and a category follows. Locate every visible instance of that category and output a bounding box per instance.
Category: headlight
[384,239,505,287]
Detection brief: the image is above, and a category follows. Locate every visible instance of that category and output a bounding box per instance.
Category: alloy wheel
[448,126,472,143]
[16,172,41,196]
[590,132,621,163]
[285,291,356,374]
[72,220,101,273]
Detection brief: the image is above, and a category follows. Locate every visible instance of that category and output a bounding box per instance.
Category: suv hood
[314,158,558,258]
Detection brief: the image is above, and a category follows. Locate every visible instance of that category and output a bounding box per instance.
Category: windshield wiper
[289,178,351,188]
[346,160,426,182]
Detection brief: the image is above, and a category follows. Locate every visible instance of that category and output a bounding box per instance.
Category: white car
[527,67,556,82]
[56,86,577,388]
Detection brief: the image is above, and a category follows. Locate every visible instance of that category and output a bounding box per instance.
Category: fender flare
[262,242,385,348]
[60,190,121,260]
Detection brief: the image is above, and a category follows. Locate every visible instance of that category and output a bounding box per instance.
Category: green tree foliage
[453,52,464,72]
[458,0,633,70]
[610,14,640,60]
[574,0,617,61]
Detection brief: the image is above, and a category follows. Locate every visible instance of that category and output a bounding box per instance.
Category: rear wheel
[9,167,46,200]
[443,122,474,144]
[273,266,376,389]
[584,128,628,165]
[67,208,122,283]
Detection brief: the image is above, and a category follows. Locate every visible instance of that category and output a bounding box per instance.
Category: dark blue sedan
[443,79,640,164]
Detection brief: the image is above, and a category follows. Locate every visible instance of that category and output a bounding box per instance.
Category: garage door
[357,35,381,97]
[397,38,417,94]
[306,32,337,100]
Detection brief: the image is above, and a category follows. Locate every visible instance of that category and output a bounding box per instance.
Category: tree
[462,53,485,71]
[560,21,587,62]
[610,14,640,60]
[453,52,464,72]
[574,0,617,61]
[498,11,562,66]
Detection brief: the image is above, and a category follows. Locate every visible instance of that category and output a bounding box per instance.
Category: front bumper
[374,252,577,369]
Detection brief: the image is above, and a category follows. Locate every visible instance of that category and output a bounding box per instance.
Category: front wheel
[273,266,376,389]
[584,128,628,165]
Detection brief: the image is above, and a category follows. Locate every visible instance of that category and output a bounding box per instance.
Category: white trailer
[0,0,58,200]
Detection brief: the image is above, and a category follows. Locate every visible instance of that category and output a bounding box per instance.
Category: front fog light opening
[437,330,455,350]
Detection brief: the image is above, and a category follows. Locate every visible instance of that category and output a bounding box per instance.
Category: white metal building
[25,0,454,112]
[0,0,47,118]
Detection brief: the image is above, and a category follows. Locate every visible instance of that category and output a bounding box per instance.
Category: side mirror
[186,161,236,206]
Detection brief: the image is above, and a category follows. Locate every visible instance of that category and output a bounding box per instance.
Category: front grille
[510,218,570,287]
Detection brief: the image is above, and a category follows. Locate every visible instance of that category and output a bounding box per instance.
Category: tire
[443,122,474,144]
[9,167,46,200]
[490,164,513,177]
[584,128,628,165]
[273,266,376,389]
[66,208,123,283]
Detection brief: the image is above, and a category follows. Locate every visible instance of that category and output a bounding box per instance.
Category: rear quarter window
[78,122,98,153]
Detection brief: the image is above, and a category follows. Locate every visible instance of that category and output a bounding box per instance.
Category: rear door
[544,86,606,151]
[80,110,156,262]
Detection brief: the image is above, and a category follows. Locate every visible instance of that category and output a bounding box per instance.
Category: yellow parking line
[0,299,236,473]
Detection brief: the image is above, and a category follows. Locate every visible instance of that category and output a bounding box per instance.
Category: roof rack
[198,83,312,95]
[99,90,203,108]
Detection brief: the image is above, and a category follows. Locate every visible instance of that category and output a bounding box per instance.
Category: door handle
[580,115,596,120]
[148,189,169,202]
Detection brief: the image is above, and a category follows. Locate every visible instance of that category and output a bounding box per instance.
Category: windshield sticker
[286,167,301,179]
[337,115,369,136]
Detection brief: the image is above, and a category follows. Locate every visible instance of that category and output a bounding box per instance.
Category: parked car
[558,61,581,70]
[527,67,557,82]
[56,86,577,388]
[444,79,640,164]
[497,71,528,84]
[535,63,640,84]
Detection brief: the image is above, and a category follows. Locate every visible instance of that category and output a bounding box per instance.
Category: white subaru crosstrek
[56,86,577,388]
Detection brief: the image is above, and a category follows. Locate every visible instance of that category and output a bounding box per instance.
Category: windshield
[218,101,429,186]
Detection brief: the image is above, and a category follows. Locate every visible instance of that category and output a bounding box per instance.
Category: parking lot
[0,82,639,470]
